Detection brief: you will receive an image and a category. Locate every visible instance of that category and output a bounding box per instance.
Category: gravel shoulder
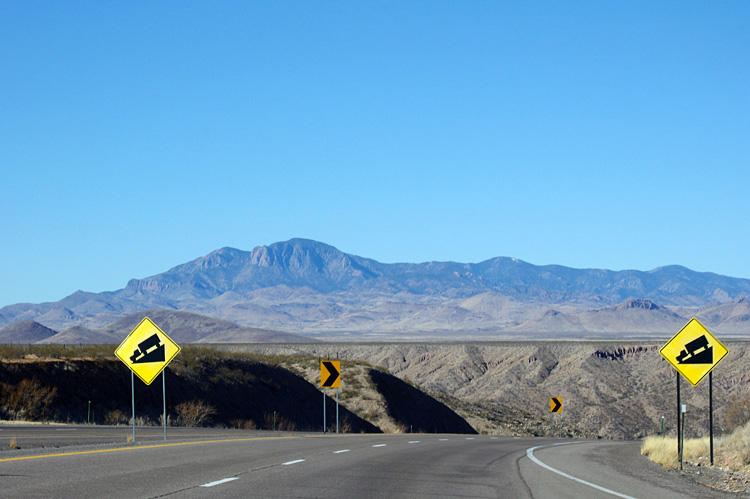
[591,441,749,497]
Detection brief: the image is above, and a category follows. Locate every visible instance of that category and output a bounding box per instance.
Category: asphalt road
[0,425,738,498]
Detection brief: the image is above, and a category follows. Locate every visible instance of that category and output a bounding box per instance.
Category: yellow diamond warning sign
[115,317,181,385]
[660,318,728,386]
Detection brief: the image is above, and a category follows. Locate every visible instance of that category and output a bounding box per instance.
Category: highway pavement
[0,424,737,498]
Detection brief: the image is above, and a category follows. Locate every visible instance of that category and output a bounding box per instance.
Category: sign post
[550,397,562,437]
[321,361,341,434]
[115,317,181,442]
[660,318,728,464]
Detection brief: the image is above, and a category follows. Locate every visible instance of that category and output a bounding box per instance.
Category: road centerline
[282,459,305,466]
[201,477,238,488]
[0,435,300,463]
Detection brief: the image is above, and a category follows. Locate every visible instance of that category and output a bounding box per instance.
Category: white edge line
[526,444,638,499]
[201,477,239,488]
[282,459,306,465]
[334,449,350,454]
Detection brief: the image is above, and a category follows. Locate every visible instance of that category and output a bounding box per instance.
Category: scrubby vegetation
[0,345,379,432]
[641,435,710,469]
[642,393,750,474]
[642,422,750,474]
[0,344,475,435]
[1,378,57,421]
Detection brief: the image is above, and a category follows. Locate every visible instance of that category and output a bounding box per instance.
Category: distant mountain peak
[4,238,750,336]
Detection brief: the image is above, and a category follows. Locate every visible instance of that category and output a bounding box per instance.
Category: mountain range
[2,238,750,339]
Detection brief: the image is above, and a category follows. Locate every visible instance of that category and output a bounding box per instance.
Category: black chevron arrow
[551,397,562,413]
[322,361,340,387]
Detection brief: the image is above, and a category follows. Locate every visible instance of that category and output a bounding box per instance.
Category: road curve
[0,426,736,498]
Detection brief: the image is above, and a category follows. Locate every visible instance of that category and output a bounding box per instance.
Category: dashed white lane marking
[334,449,350,454]
[466,437,475,440]
[372,444,387,448]
[282,459,306,466]
[526,443,638,499]
[201,477,239,487]
[439,438,449,441]
[408,441,420,444]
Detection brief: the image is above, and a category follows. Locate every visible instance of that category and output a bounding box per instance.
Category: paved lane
[0,428,737,498]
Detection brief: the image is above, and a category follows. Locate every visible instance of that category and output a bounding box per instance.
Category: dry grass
[641,436,679,468]
[641,435,710,469]
[643,422,750,474]
[714,422,750,472]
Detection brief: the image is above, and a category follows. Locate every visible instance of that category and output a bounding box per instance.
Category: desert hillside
[227,341,750,439]
[0,346,474,435]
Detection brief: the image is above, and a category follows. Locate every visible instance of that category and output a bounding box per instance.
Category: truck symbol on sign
[129,333,166,364]
[676,335,713,365]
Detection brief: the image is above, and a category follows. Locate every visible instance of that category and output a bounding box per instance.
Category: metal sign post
[677,371,682,454]
[320,360,341,434]
[163,371,167,441]
[661,318,728,464]
[680,404,686,470]
[131,371,135,443]
[709,371,714,465]
[115,317,181,443]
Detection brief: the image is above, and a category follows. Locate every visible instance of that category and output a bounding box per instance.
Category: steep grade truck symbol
[676,335,712,365]
[129,333,166,364]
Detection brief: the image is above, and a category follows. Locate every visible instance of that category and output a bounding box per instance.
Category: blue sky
[1,1,748,306]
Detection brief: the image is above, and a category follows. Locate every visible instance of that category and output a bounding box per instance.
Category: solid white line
[282,459,305,465]
[372,444,387,448]
[201,477,239,488]
[526,444,638,499]
[334,449,350,454]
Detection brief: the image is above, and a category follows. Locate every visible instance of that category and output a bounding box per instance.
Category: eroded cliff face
[234,342,750,440]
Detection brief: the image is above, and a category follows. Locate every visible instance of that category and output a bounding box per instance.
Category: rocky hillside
[0,349,475,435]
[231,341,750,440]
[2,239,750,336]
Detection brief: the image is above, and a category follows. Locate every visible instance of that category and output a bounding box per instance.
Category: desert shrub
[339,414,353,433]
[263,412,296,431]
[725,393,750,430]
[2,378,57,421]
[132,415,155,426]
[105,409,129,425]
[175,400,216,427]
[230,419,257,430]
[715,421,750,471]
